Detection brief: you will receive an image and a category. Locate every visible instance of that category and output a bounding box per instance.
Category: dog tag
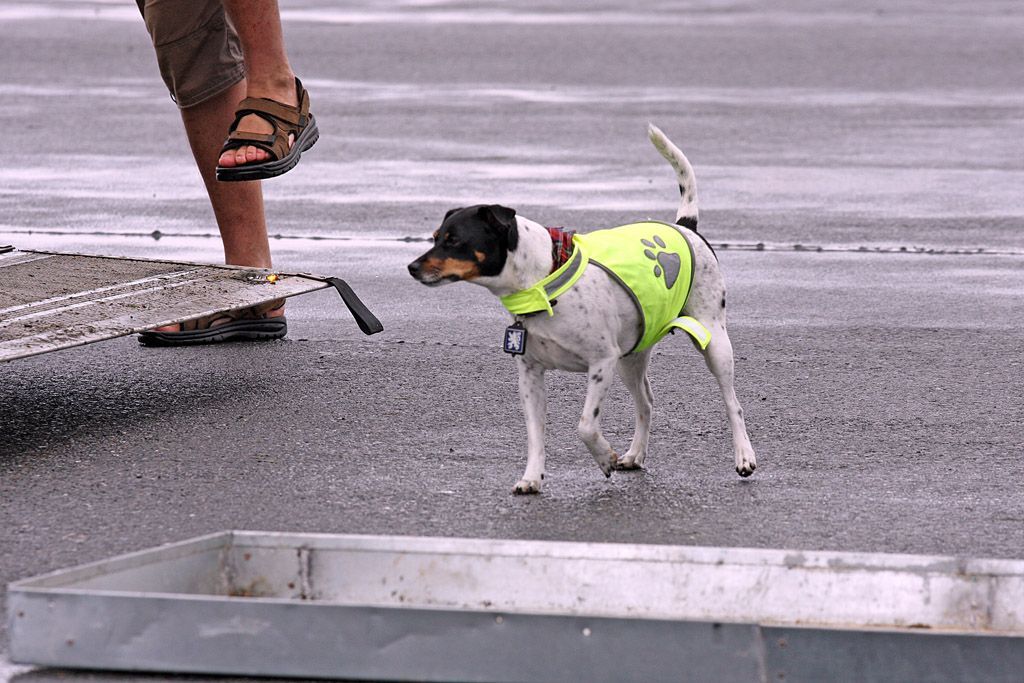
[503,322,528,355]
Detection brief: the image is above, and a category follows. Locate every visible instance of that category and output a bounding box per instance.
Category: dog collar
[500,235,589,316]
[547,227,576,272]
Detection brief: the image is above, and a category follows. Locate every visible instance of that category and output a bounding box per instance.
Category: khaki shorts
[136,0,246,108]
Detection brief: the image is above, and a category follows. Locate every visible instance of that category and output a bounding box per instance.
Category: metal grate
[0,250,330,362]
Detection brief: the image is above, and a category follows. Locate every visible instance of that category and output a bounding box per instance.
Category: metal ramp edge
[0,247,382,363]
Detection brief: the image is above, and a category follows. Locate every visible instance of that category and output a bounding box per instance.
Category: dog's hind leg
[578,357,620,478]
[699,322,757,477]
[514,358,547,494]
[615,350,654,470]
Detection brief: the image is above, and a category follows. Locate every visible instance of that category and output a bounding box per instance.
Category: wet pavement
[2,0,1024,679]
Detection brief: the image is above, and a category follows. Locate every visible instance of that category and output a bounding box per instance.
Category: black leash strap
[323,277,384,336]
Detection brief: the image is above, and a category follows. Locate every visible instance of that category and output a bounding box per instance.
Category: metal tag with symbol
[503,322,528,355]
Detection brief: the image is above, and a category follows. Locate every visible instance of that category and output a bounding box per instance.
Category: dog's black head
[407,204,519,286]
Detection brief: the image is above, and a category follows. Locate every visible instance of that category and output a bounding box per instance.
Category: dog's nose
[407,261,421,278]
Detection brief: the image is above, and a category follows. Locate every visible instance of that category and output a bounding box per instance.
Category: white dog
[408,125,756,493]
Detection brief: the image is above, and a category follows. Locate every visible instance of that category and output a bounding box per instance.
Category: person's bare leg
[152,79,282,332]
[183,79,274,268]
[217,0,297,169]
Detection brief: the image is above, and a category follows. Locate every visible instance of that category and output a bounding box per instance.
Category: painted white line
[0,278,201,328]
[0,268,200,319]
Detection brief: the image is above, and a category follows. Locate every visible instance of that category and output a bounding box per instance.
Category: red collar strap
[547,227,577,272]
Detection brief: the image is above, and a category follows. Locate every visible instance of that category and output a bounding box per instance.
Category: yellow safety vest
[500,221,711,353]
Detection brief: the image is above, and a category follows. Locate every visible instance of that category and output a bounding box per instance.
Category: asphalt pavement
[2,1,1023,680]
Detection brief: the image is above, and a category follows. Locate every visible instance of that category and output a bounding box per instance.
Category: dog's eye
[444,233,462,247]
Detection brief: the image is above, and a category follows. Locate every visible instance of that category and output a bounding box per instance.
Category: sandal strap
[218,77,312,162]
[220,123,282,159]
[234,97,307,127]
[219,129,285,160]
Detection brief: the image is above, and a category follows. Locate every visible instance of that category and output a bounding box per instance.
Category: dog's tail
[647,123,699,232]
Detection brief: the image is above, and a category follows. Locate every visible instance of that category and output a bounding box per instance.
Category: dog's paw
[596,451,618,478]
[614,451,645,470]
[735,450,757,478]
[513,479,542,495]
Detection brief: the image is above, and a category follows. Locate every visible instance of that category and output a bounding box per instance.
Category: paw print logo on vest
[642,235,681,289]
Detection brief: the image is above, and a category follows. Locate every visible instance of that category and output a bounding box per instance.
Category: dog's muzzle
[407,258,444,286]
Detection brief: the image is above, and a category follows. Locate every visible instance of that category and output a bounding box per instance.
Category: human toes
[243,145,268,165]
[218,148,241,168]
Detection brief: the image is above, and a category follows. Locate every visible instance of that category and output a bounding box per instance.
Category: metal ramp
[0,246,382,363]
[8,532,1024,681]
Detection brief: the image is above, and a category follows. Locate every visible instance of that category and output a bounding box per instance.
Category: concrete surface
[1,0,1022,680]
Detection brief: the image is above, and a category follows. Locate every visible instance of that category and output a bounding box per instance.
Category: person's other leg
[217,0,299,169]
[137,0,283,337]
[137,0,274,268]
[148,79,285,336]
[181,79,274,269]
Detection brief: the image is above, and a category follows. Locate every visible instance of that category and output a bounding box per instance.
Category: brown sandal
[138,300,287,346]
[215,77,319,182]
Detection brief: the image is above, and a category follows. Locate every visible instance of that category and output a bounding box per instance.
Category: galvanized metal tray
[0,248,381,363]
[8,532,1024,681]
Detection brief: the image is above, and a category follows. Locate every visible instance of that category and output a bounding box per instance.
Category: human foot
[143,301,286,343]
[215,77,318,181]
[217,78,297,168]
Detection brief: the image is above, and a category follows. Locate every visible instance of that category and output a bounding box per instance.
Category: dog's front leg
[514,357,547,494]
[578,358,620,478]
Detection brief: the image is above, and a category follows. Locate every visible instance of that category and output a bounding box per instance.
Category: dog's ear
[442,207,464,223]
[478,204,519,252]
